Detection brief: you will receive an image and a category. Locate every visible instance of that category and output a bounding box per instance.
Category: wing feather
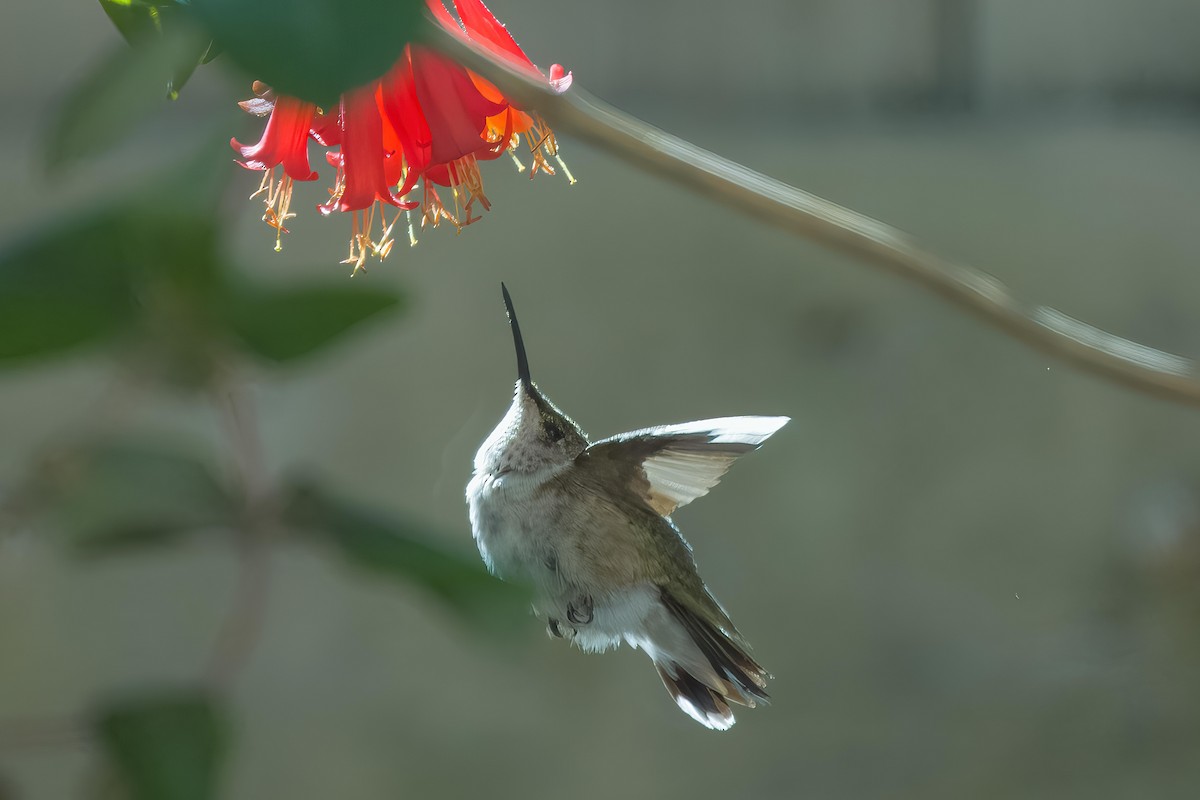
[583,416,788,516]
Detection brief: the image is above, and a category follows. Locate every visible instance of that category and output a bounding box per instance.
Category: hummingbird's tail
[641,589,769,730]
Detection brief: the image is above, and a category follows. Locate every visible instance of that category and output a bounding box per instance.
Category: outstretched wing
[581,416,789,516]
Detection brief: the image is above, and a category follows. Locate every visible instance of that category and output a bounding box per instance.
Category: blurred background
[2,0,1200,798]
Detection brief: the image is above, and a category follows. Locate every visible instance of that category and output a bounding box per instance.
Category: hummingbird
[466,285,788,730]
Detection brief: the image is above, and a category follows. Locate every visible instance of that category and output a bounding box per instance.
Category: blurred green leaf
[99,0,169,45]
[0,212,140,365]
[190,0,425,105]
[166,43,212,101]
[221,283,403,363]
[99,0,217,98]
[34,441,236,555]
[141,133,239,219]
[0,289,132,366]
[46,21,208,170]
[199,39,223,65]
[0,213,217,370]
[96,690,227,800]
[0,130,402,377]
[97,1,193,43]
[116,218,228,391]
[0,136,236,372]
[284,483,530,626]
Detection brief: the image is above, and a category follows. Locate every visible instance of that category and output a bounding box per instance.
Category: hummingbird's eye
[545,423,565,443]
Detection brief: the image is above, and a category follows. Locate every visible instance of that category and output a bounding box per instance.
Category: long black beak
[501,283,532,390]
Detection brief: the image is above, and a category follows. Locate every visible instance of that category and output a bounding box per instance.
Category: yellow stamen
[252,168,297,251]
[326,165,347,209]
[405,207,418,247]
[554,154,576,185]
[449,180,463,230]
[250,170,272,200]
[421,184,462,232]
[375,204,405,261]
[518,115,575,184]
[525,131,555,178]
[450,156,489,224]
[339,209,370,274]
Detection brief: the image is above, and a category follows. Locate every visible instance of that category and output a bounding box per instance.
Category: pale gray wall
[2,1,1198,112]
[979,0,1200,103]
[2,2,1200,800]
[494,0,1200,111]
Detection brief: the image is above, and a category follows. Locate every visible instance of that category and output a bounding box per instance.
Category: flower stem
[204,371,275,689]
[428,22,1200,408]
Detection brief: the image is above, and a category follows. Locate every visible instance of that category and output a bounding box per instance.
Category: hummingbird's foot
[567,595,594,625]
[544,595,592,638]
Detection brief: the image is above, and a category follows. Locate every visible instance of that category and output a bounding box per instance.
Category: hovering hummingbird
[466,285,788,730]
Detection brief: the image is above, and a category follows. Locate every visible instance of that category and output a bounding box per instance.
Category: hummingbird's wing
[582,416,789,517]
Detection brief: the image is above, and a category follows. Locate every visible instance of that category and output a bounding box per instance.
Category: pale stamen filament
[376,203,406,260]
[405,207,418,247]
[553,154,576,185]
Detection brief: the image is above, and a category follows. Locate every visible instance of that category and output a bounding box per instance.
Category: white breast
[466,469,546,580]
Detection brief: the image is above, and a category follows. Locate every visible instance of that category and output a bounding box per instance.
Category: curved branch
[203,373,274,689]
[428,24,1200,408]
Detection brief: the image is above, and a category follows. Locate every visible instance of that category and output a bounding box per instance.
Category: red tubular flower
[379,50,477,231]
[439,0,575,179]
[320,86,405,215]
[319,86,419,271]
[231,91,323,249]
[379,53,432,182]
[231,94,319,180]
[410,46,505,167]
[232,0,572,270]
[451,0,543,76]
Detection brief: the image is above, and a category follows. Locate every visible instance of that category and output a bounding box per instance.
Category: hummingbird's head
[473,285,589,477]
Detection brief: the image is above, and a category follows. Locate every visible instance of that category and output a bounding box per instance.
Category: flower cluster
[231,0,573,271]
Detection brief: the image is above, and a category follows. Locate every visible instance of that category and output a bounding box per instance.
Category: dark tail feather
[655,589,770,729]
[655,663,736,730]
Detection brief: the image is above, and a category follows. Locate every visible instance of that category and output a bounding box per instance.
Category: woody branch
[428,22,1200,409]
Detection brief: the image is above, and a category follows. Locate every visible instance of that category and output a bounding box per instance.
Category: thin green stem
[203,370,275,689]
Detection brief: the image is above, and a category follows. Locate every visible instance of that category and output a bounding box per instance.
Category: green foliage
[99,0,184,46]
[97,0,218,99]
[91,0,431,107]
[96,690,227,800]
[0,205,207,372]
[1,137,230,364]
[72,0,430,167]
[0,139,403,376]
[190,0,426,106]
[220,283,405,363]
[0,237,136,364]
[284,483,531,628]
[29,441,236,555]
[0,213,208,368]
[47,18,207,169]
[0,5,516,792]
